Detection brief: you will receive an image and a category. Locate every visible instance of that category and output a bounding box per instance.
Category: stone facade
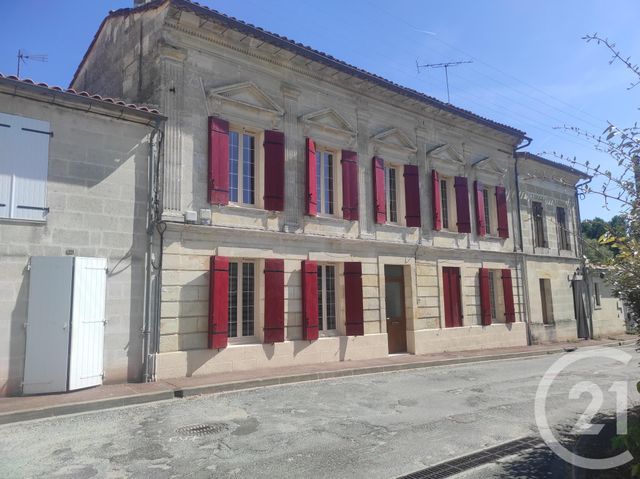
[69,1,625,381]
[0,77,162,395]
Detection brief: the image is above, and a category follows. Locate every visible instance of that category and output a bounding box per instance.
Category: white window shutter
[0,120,12,219]
[0,113,50,221]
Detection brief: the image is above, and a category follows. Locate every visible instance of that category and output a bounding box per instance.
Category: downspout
[142,121,164,382]
[575,176,594,338]
[514,137,533,345]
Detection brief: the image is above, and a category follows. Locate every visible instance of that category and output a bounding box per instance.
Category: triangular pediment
[475,157,506,175]
[427,143,464,165]
[300,108,355,136]
[209,81,283,115]
[371,128,417,153]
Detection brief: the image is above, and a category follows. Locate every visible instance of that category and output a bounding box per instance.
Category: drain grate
[398,436,544,479]
[175,422,228,436]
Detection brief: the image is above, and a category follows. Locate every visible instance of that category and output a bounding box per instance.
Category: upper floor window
[315,148,335,215]
[229,130,256,205]
[556,206,571,251]
[440,178,450,230]
[0,112,50,222]
[317,264,337,332]
[385,165,399,223]
[228,261,256,338]
[532,201,547,248]
[483,188,492,234]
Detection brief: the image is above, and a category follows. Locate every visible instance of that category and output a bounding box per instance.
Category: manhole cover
[175,423,228,436]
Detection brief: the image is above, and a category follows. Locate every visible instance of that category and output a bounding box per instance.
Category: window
[594,283,601,307]
[532,201,546,248]
[0,112,50,221]
[556,207,571,251]
[483,188,492,235]
[440,179,449,229]
[488,271,497,320]
[229,130,256,205]
[539,278,554,324]
[385,166,398,223]
[317,264,337,331]
[316,148,335,215]
[228,261,255,338]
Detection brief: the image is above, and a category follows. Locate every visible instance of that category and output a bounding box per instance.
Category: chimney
[134,0,153,6]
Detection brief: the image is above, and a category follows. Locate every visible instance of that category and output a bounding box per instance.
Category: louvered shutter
[301,260,319,340]
[208,256,229,349]
[474,181,486,236]
[208,117,229,205]
[344,262,364,336]
[479,268,492,325]
[495,185,509,238]
[263,259,285,343]
[263,130,285,211]
[501,268,516,323]
[373,157,386,224]
[403,165,421,227]
[305,138,317,216]
[454,176,471,233]
[432,169,441,231]
[341,150,359,221]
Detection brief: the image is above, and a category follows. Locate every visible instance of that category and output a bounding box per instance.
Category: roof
[515,151,590,179]
[0,73,163,120]
[72,0,526,140]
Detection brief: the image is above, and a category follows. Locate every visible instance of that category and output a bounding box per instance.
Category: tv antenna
[17,49,48,77]
[416,59,472,103]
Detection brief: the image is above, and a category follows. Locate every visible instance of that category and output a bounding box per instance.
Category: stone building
[66,0,625,381]
[0,74,163,395]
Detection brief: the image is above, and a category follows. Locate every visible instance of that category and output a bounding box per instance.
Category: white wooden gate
[68,257,107,390]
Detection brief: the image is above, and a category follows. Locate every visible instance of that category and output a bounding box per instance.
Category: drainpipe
[575,176,594,338]
[513,137,533,345]
[142,122,164,382]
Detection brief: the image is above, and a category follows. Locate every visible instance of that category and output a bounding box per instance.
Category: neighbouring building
[0,74,163,395]
[3,0,623,389]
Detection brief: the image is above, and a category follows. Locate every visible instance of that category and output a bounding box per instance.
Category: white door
[68,257,107,390]
[23,257,74,395]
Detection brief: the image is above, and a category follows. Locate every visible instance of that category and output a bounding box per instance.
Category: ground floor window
[228,261,255,337]
[539,278,554,324]
[317,264,337,331]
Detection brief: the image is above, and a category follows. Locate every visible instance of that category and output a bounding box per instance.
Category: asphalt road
[1,344,638,479]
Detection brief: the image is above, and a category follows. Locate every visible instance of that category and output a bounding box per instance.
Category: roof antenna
[416,59,472,103]
[17,49,48,77]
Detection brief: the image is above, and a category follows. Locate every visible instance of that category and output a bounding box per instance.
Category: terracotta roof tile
[0,73,161,115]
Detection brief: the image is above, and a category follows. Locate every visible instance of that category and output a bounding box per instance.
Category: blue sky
[2,0,639,221]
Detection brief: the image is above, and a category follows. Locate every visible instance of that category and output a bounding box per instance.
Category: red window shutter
[305,138,317,216]
[208,117,229,205]
[478,268,492,326]
[501,268,516,323]
[341,150,359,221]
[454,176,471,233]
[373,156,386,224]
[208,256,229,349]
[301,260,319,340]
[263,259,285,343]
[263,130,285,211]
[474,181,486,236]
[432,169,441,231]
[495,186,509,238]
[344,262,364,336]
[403,165,421,227]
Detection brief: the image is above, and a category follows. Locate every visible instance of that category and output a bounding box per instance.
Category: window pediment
[427,143,464,165]
[300,108,355,138]
[372,128,417,155]
[208,81,284,116]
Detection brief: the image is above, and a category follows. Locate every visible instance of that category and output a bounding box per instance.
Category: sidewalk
[0,335,635,425]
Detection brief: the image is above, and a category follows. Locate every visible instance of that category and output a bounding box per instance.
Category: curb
[0,390,175,426]
[1,339,635,425]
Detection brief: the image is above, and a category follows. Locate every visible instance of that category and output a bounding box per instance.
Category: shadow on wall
[4,269,29,396]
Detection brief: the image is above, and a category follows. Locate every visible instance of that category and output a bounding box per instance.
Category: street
[1,345,637,478]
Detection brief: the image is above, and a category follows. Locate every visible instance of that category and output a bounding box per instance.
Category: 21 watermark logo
[535,348,635,470]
